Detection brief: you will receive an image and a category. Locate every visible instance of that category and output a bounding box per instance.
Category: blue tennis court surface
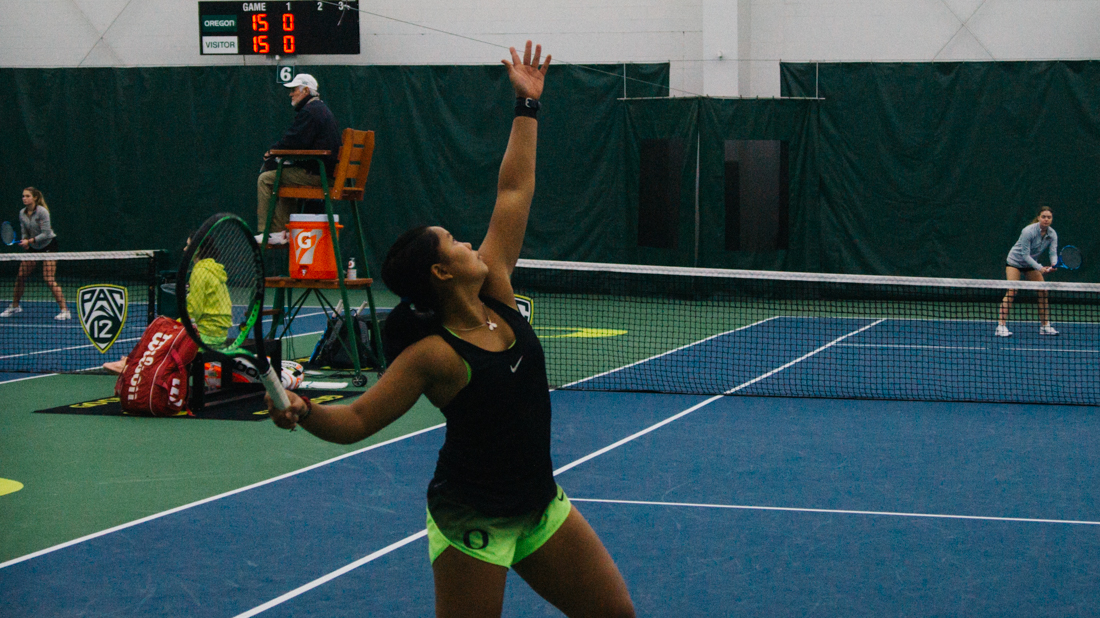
[3,316,1098,615]
[572,316,1100,405]
[0,300,152,373]
[3,390,1098,616]
[0,305,334,383]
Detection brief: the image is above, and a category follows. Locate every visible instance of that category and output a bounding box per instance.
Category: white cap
[284,73,319,91]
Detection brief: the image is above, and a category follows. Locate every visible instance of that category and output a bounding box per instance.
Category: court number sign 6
[279,66,295,83]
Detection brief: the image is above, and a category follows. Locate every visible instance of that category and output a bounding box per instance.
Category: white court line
[0,423,445,571]
[0,312,330,361]
[0,372,57,384]
[718,319,885,394]
[838,343,1100,353]
[1009,347,1100,353]
[570,498,1100,527]
[0,336,143,361]
[0,312,330,383]
[233,531,429,618]
[230,320,886,617]
[839,343,987,350]
[558,316,783,384]
[1,324,85,330]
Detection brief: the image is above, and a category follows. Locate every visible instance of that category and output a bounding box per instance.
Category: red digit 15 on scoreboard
[251,9,296,54]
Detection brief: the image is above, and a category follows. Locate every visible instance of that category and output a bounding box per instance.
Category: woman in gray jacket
[997,206,1058,337]
[1,187,70,320]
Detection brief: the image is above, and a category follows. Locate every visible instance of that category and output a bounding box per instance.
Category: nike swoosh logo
[510,357,523,373]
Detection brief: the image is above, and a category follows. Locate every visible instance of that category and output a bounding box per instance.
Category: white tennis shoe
[55,309,72,321]
[995,324,1012,337]
[254,231,289,246]
[1039,324,1059,336]
[1,305,22,317]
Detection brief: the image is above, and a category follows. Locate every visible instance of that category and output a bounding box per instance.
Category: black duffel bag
[310,308,389,370]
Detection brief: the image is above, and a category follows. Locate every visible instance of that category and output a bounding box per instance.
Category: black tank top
[427,295,557,517]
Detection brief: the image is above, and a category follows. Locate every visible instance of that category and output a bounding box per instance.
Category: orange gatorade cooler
[286,214,343,280]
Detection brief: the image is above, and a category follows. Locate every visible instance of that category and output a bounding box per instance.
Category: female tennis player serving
[998,206,1059,337]
[267,42,635,618]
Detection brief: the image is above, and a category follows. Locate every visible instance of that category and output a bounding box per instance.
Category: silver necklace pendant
[451,306,497,332]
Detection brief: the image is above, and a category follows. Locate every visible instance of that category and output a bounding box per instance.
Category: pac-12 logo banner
[514,295,533,323]
[77,285,129,353]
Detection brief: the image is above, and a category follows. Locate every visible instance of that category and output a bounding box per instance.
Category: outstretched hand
[267,390,307,430]
[503,41,551,100]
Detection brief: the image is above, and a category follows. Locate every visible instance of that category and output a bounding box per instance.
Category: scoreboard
[199,1,360,55]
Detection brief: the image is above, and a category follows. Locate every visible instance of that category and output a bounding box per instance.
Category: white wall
[1,0,1097,97]
[738,0,1100,97]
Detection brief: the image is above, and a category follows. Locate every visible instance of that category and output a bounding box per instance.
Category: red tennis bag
[114,316,199,416]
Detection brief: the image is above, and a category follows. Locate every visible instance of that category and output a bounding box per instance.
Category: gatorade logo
[293,229,325,265]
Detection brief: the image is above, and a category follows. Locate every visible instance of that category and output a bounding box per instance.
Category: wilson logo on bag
[114,316,199,417]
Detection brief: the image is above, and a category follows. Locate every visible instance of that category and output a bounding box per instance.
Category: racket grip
[261,364,292,411]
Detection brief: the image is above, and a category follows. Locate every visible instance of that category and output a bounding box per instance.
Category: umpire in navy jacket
[256,73,341,244]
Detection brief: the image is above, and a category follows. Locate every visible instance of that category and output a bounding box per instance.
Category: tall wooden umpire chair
[260,128,385,385]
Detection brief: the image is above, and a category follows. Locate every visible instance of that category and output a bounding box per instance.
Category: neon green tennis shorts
[426,485,572,567]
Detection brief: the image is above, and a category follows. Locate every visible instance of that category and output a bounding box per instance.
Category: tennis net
[512,259,1100,406]
[0,251,161,375]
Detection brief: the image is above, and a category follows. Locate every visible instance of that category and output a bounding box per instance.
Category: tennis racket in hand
[1,221,18,246]
[1055,246,1083,270]
[177,213,290,412]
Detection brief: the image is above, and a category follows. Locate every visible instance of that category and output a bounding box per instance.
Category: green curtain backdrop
[697,98,819,271]
[621,98,701,267]
[5,61,1098,280]
[0,63,668,271]
[622,97,819,270]
[782,61,1100,279]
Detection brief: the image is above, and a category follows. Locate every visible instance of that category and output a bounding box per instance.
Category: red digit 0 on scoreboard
[282,13,295,53]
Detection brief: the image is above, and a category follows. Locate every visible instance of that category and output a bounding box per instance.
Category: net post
[150,250,165,325]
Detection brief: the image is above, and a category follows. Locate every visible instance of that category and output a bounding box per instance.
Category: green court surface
[0,368,443,565]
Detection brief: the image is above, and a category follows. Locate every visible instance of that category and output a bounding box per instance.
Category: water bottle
[347,258,357,280]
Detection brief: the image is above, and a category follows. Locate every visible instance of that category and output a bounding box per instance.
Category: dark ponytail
[380,226,443,363]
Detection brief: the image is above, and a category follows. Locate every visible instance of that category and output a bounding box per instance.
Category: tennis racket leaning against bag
[176,212,290,412]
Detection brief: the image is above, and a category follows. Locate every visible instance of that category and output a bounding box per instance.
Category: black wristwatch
[515,97,540,118]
